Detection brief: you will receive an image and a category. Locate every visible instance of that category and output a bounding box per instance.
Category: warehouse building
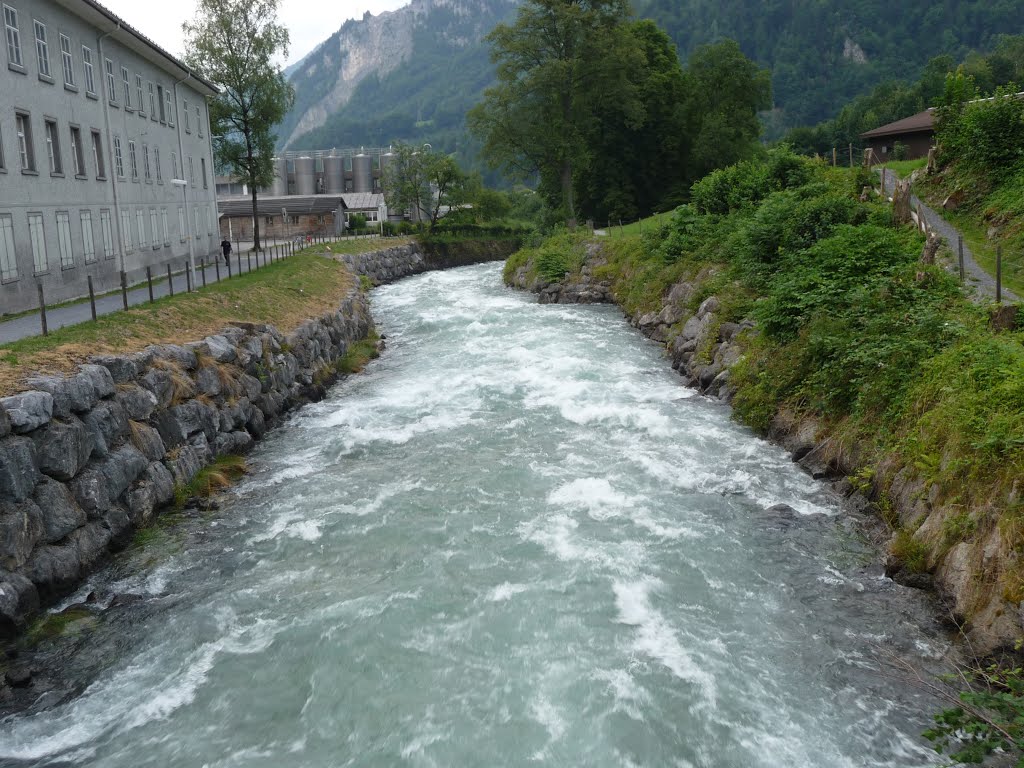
[0,0,219,315]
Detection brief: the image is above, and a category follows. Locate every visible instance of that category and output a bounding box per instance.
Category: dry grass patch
[0,254,356,396]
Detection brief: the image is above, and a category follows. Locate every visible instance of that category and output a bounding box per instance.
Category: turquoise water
[0,263,946,767]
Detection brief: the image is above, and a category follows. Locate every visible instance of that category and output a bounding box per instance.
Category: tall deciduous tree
[468,0,642,227]
[382,144,470,232]
[183,0,294,252]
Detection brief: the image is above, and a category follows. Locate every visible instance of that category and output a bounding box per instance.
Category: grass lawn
[603,212,675,237]
[0,253,357,396]
[874,158,928,177]
[297,236,414,257]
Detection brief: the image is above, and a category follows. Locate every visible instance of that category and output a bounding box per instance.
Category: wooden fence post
[37,282,47,336]
[996,246,1003,304]
[87,275,97,320]
[146,267,154,303]
[201,259,207,288]
[167,264,174,297]
[185,262,192,293]
[958,235,965,283]
[215,255,221,282]
[120,271,128,309]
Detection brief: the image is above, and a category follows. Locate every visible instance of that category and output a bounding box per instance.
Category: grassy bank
[0,253,356,396]
[508,149,1024,612]
[295,236,415,257]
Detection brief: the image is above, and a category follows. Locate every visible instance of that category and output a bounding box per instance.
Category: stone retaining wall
[337,240,518,285]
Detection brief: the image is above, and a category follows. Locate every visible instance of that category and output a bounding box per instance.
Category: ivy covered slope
[506,150,1024,651]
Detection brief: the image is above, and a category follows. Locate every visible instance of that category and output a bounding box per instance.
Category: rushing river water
[1,263,952,767]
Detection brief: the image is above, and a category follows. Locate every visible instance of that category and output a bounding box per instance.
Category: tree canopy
[183,0,294,250]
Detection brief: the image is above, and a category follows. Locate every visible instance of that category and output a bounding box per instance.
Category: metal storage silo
[353,153,372,193]
[295,156,316,195]
[325,154,345,194]
[269,156,288,196]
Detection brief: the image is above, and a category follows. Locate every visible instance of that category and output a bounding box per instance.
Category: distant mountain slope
[278,0,1024,157]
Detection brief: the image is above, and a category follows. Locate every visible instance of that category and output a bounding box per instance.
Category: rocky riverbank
[508,241,1021,654]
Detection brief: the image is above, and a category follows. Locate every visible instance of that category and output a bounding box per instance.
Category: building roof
[860,109,935,139]
[341,193,385,211]
[57,0,219,96]
[218,195,346,217]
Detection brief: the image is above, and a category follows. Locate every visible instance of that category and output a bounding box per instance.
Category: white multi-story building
[0,0,219,315]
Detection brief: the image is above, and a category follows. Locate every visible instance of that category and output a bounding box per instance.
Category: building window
[154,146,162,183]
[289,215,299,225]
[178,206,185,242]
[183,98,190,132]
[82,45,94,94]
[119,209,131,252]
[16,113,34,172]
[100,209,113,259]
[56,211,73,269]
[201,158,207,188]
[0,215,17,282]
[206,208,212,236]
[161,208,169,246]
[136,209,146,248]
[113,134,123,178]
[0,123,4,170]
[142,143,151,182]
[104,58,115,103]
[194,207,201,242]
[162,88,171,124]
[28,213,47,273]
[188,156,194,186]
[149,209,159,248]
[33,20,49,78]
[90,129,104,178]
[4,5,22,68]
[197,105,203,137]
[44,118,61,174]
[147,81,156,117]
[81,210,96,264]
[128,139,137,180]
[264,216,274,226]
[170,150,178,180]
[135,74,144,115]
[120,66,131,109]
[59,33,73,87]
[317,215,325,225]
[69,125,84,176]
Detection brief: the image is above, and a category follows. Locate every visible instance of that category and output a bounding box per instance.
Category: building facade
[860,109,935,162]
[0,0,219,315]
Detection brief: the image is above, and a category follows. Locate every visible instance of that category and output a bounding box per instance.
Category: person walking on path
[221,238,232,265]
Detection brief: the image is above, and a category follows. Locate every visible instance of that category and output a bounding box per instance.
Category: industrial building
[0,0,220,315]
[217,192,388,241]
[264,148,393,197]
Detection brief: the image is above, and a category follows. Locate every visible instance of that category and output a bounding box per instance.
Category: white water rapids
[0,262,950,767]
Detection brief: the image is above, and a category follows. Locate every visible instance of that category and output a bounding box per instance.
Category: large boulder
[116,385,158,421]
[165,443,204,487]
[0,436,41,502]
[78,364,116,399]
[90,354,139,384]
[129,421,167,462]
[171,400,219,442]
[194,366,223,397]
[204,335,237,363]
[0,404,9,438]
[25,373,97,418]
[100,444,149,502]
[81,400,128,457]
[18,543,82,601]
[0,391,53,433]
[68,464,111,517]
[0,498,44,570]
[150,408,187,449]
[145,462,175,507]
[139,368,174,409]
[32,478,87,543]
[32,417,92,481]
[0,570,39,638]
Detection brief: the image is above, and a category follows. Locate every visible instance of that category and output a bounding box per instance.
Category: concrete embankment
[0,240,514,637]
[509,243,1022,654]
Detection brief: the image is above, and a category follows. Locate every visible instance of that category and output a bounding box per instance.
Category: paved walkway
[879,170,1019,303]
[0,251,279,344]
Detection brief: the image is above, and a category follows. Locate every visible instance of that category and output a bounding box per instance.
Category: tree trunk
[250,184,260,252]
[892,179,912,225]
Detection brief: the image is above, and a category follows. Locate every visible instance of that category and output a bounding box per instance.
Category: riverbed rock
[166,444,204,487]
[0,392,53,434]
[68,464,111,517]
[194,366,223,398]
[19,543,81,601]
[204,335,236,363]
[32,479,86,544]
[0,437,41,503]
[144,462,175,507]
[171,401,218,442]
[150,408,186,449]
[32,417,92,481]
[0,405,9,439]
[139,369,174,409]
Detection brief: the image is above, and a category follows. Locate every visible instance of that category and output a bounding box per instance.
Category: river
[0,263,950,767]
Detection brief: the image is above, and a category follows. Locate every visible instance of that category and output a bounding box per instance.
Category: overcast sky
[99,0,409,67]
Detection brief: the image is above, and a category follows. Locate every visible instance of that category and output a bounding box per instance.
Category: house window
[201,157,207,188]
[69,125,84,176]
[113,135,123,178]
[121,66,131,109]
[119,209,131,252]
[147,81,156,117]
[178,206,185,242]
[205,207,212,236]
[197,105,203,137]
[44,119,61,174]
[82,45,94,93]
[0,215,17,282]
[59,33,73,87]
[154,146,162,183]
[81,210,96,263]
[99,209,113,259]
[33,20,49,78]
[104,58,115,103]
[90,129,104,178]
[161,208,169,245]
[317,215,325,225]
[150,209,159,248]
[136,209,146,248]
[188,156,194,186]
[56,211,73,269]
[142,143,150,181]
[135,74,144,115]
[156,84,164,121]
[128,139,137,180]
[28,213,47,273]
[264,216,274,226]
[4,5,22,68]
[289,215,299,225]
[183,98,190,132]
[0,123,4,170]
[194,207,200,242]
[163,88,172,125]
[15,113,34,171]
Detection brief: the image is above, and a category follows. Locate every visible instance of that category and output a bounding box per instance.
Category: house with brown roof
[860,109,935,161]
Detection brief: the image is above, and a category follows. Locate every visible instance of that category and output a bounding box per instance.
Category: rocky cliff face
[280,0,516,149]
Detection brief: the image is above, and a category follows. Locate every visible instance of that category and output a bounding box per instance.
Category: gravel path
[878,170,1018,302]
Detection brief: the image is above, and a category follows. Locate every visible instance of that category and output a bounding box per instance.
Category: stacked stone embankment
[338,241,518,285]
